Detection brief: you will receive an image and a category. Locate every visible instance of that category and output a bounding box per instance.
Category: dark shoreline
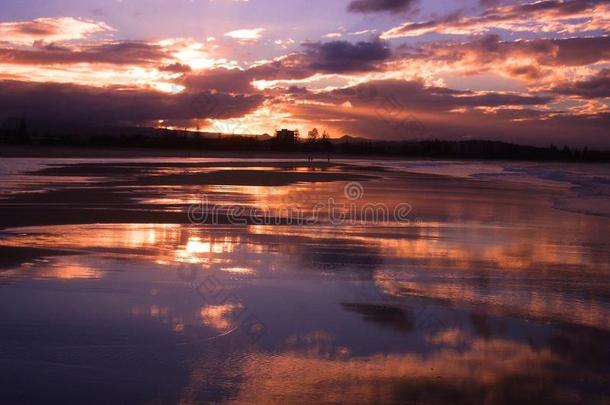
[1,144,610,163]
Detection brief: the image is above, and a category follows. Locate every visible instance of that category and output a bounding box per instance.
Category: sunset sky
[1,0,609,147]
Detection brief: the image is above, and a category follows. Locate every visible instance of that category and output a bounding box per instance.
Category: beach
[0,156,608,404]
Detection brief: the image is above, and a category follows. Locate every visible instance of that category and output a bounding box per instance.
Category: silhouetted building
[276,129,298,144]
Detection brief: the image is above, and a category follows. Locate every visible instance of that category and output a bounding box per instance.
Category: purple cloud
[348,0,417,14]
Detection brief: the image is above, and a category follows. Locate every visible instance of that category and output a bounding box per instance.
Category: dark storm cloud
[182,39,392,93]
[315,79,552,110]
[182,62,315,94]
[348,0,417,14]
[180,66,310,94]
[0,80,264,127]
[550,36,610,66]
[551,69,610,98]
[301,39,391,73]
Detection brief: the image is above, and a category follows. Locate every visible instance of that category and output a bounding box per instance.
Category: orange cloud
[0,17,113,46]
[382,0,610,38]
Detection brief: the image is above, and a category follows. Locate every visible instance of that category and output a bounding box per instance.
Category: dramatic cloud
[0,9,608,147]
[551,69,610,98]
[301,39,391,73]
[348,0,417,14]
[0,17,112,46]
[0,41,167,66]
[280,79,610,147]
[181,39,392,93]
[382,0,610,38]
[405,34,610,83]
[0,80,264,128]
[315,79,552,110]
[0,37,225,91]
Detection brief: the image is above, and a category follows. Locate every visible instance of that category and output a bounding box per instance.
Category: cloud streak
[0,17,112,46]
[382,0,610,38]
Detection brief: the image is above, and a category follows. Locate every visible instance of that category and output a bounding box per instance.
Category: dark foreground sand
[0,159,553,230]
[0,246,74,270]
[0,144,357,159]
[0,161,377,229]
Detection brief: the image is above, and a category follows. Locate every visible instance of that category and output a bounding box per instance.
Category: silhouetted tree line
[0,117,29,144]
[1,123,608,162]
[333,139,609,161]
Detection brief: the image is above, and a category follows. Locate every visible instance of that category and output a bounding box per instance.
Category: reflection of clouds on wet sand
[426,328,469,347]
[34,260,101,280]
[0,223,385,279]
[0,161,609,403]
[247,224,610,330]
[0,254,101,280]
[227,330,607,405]
[375,268,610,331]
[200,303,244,331]
[1,218,608,332]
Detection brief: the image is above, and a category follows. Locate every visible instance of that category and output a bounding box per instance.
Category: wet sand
[0,246,74,271]
[0,161,374,229]
[0,158,608,404]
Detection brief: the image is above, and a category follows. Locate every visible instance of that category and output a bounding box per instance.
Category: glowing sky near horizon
[1,0,609,147]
